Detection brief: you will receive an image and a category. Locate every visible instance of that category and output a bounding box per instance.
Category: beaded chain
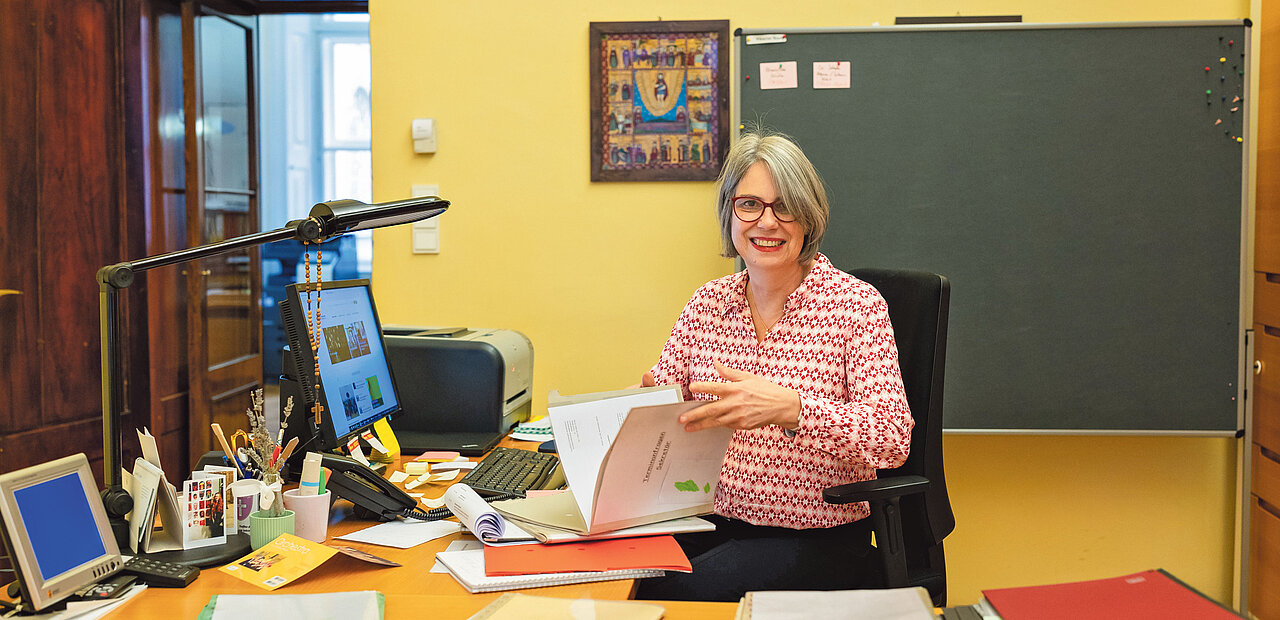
[304,241,324,426]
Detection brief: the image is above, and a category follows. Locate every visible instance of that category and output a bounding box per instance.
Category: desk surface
[110,439,739,619]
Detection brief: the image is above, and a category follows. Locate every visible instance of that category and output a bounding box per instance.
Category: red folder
[483,535,692,576]
[982,569,1243,620]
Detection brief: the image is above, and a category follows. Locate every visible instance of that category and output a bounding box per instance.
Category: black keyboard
[459,447,561,497]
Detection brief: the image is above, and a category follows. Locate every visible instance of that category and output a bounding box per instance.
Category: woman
[634,130,914,601]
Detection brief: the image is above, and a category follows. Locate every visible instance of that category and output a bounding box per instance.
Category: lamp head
[293,196,449,243]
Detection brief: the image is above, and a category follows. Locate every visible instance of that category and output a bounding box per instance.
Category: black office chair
[823,268,954,606]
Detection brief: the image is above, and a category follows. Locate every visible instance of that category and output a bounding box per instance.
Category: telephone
[320,454,430,522]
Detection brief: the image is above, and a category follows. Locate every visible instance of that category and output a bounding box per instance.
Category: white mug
[230,478,277,534]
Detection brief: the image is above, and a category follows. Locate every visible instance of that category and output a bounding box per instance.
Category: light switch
[411,184,441,254]
[412,118,437,153]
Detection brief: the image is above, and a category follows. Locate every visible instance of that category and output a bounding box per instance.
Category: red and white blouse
[649,253,913,529]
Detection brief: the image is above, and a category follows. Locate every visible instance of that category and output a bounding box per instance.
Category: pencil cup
[249,509,295,550]
[282,489,332,543]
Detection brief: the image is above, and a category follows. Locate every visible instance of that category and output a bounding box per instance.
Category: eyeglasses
[731,196,796,223]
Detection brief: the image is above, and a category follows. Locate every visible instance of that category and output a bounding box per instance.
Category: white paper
[547,390,682,521]
[442,484,535,545]
[334,519,460,549]
[388,470,409,484]
[745,33,787,45]
[589,401,730,532]
[429,540,483,573]
[747,588,935,620]
[136,428,162,468]
[760,61,798,89]
[361,431,389,455]
[210,590,382,620]
[431,461,477,472]
[813,61,851,89]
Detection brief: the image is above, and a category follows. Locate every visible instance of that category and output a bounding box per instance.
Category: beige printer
[382,326,532,455]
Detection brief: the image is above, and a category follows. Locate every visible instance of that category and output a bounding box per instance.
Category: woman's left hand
[682,362,801,432]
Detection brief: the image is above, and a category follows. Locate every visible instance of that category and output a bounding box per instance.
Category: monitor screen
[0,454,121,611]
[280,279,402,450]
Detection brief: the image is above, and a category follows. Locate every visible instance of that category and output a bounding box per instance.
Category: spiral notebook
[433,548,663,593]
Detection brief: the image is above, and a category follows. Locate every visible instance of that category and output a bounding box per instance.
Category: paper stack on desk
[433,547,664,594]
[494,386,732,536]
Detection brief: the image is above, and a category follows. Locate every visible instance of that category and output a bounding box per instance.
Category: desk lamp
[95,196,448,559]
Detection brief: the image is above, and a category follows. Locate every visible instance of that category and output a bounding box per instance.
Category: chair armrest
[823,475,929,504]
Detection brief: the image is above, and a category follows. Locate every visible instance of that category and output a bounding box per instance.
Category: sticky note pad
[414,451,461,462]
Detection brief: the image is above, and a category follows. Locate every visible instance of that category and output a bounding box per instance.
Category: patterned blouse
[649,253,913,528]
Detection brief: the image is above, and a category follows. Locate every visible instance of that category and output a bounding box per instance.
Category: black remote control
[120,556,200,588]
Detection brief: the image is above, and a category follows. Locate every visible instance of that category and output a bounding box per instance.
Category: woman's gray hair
[715,129,829,264]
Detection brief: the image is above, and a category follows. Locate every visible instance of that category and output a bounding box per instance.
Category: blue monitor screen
[314,284,399,440]
[13,473,106,581]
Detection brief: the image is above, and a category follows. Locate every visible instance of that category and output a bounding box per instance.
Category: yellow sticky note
[373,418,401,458]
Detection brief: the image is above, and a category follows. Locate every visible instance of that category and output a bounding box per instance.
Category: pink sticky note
[813,61,851,89]
[759,61,798,90]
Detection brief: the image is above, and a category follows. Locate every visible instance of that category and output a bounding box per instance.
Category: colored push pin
[1206,89,1212,95]
[1215,118,1223,126]
[1221,75,1226,82]
[1229,39,1235,46]
[1238,137,1244,143]
[1205,66,1212,71]
[1220,56,1227,62]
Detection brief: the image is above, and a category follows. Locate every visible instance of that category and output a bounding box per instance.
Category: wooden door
[1251,3,1280,617]
[182,2,263,458]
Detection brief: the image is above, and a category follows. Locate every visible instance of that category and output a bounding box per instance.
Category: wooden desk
[110,441,740,618]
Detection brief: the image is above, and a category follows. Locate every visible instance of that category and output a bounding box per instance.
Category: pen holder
[249,509,295,550]
[282,489,332,543]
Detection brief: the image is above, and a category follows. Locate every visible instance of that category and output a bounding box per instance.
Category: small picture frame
[182,473,227,549]
[590,20,730,182]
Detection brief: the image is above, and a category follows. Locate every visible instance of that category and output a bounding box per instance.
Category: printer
[382,326,533,453]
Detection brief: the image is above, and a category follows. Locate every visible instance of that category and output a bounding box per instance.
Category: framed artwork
[590,20,730,182]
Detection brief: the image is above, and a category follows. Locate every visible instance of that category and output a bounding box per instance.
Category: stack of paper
[494,386,732,535]
[433,548,663,594]
[738,588,935,620]
[199,590,383,620]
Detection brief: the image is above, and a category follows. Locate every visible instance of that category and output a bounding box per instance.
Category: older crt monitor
[0,453,122,611]
[279,279,402,453]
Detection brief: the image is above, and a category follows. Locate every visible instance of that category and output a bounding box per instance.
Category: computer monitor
[279,279,403,454]
[0,454,122,611]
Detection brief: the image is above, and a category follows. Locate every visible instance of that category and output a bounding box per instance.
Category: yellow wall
[369,0,1249,606]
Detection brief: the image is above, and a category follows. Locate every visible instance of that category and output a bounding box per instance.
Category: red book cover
[483,535,691,576]
[982,569,1243,620]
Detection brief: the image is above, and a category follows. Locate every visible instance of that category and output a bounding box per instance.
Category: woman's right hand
[626,371,658,390]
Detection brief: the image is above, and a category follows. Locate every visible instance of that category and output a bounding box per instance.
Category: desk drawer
[1255,443,1280,504]
[1254,322,1280,453]
[1256,273,1280,328]
[1251,496,1280,619]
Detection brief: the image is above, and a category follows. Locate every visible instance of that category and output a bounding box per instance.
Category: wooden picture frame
[589,20,730,182]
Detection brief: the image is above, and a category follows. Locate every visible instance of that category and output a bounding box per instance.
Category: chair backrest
[850,268,955,566]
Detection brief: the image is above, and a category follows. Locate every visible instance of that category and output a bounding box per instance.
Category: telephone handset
[320,453,430,522]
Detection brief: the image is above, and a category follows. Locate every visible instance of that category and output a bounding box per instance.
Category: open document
[496,387,733,535]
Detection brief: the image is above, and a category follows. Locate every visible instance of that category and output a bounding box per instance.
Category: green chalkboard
[738,22,1248,432]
